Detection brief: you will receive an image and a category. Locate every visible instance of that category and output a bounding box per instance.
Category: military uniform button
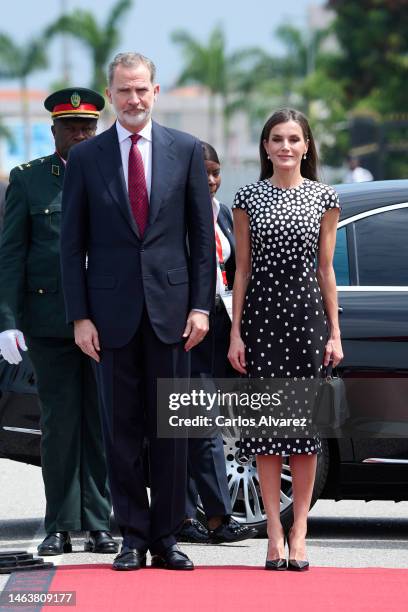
[44,209,50,214]
[38,289,44,294]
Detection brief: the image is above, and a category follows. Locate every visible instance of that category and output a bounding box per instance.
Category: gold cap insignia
[70,92,81,108]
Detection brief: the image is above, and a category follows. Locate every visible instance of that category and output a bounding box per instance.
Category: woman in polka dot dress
[228,109,343,570]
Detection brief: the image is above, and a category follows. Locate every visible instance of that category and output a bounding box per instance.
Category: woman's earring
[267,155,270,160]
[303,153,307,160]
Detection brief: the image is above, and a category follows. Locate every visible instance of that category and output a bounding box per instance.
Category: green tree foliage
[171,25,228,144]
[326,0,408,113]
[171,25,265,146]
[45,0,132,93]
[0,34,48,159]
[172,26,228,99]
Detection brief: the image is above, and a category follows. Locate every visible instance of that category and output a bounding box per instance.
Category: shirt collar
[116,119,153,144]
[212,197,220,221]
[55,151,66,165]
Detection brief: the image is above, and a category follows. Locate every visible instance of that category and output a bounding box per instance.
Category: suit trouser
[27,336,111,533]
[94,309,189,553]
[186,302,233,519]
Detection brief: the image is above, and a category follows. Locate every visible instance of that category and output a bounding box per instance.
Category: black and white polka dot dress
[232,178,340,456]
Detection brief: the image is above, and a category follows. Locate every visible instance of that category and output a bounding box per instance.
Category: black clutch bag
[313,362,349,433]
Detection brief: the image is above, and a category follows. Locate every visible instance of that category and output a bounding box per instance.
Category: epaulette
[17,155,52,171]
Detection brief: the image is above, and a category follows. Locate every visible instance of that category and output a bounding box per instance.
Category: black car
[1,180,408,533]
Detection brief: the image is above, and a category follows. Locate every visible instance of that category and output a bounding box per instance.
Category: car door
[333,202,408,463]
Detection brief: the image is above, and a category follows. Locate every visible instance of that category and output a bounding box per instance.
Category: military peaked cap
[44,87,105,119]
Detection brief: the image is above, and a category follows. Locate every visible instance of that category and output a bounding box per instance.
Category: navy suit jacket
[60,121,216,348]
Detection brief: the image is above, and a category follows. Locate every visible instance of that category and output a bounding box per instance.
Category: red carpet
[3,565,408,611]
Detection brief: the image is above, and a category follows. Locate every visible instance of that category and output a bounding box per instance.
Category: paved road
[1,458,408,591]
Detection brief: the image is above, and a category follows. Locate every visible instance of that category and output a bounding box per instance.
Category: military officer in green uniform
[0,88,118,556]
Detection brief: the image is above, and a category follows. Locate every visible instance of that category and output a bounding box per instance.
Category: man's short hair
[107,52,156,86]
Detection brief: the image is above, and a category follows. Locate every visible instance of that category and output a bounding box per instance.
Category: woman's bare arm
[317,208,343,367]
[228,209,251,373]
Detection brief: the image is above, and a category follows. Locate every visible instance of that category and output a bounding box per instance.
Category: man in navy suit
[60,52,215,571]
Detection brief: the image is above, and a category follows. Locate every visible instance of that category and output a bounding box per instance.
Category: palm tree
[0,34,48,160]
[171,25,264,154]
[274,24,329,110]
[227,24,330,124]
[171,25,228,144]
[45,0,133,93]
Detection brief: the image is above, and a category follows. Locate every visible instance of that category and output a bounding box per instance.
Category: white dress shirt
[116,119,152,198]
[345,166,373,183]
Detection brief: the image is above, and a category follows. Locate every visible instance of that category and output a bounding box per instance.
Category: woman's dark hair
[201,141,220,164]
[259,108,318,181]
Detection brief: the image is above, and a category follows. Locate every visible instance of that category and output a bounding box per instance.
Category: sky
[1,0,326,91]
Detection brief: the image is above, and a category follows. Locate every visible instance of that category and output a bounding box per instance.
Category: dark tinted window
[355,207,408,285]
[333,227,349,285]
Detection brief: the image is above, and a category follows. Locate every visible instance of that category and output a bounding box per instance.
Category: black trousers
[187,302,233,519]
[95,308,189,553]
[27,337,111,533]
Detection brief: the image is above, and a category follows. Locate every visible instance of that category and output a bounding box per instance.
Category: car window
[333,227,350,286]
[355,207,408,286]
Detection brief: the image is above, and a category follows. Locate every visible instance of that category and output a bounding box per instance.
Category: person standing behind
[229,108,343,571]
[0,89,116,556]
[60,53,215,571]
[345,155,373,182]
[179,142,257,544]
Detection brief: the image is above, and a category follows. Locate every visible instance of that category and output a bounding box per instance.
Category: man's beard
[121,108,151,127]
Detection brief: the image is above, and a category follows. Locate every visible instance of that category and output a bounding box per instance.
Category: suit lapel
[217,205,234,251]
[149,121,176,228]
[95,124,140,239]
[217,204,235,289]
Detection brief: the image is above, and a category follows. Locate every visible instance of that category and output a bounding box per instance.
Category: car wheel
[197,436,330,536]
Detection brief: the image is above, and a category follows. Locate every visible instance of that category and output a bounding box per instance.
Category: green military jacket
[0,153,73,338]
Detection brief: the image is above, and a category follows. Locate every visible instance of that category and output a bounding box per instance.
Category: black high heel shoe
[265,532,287,571]
[287,527,309,571]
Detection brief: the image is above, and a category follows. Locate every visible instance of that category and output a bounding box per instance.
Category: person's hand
[228,334,247,374]
[323,336,343,368]
[0,330,28,365]
[74,319,101,362]
[182,311,209,351]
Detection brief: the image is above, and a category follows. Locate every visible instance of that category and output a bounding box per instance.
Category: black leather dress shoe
[37,532,72,556]
[112,547,146,571]
[265,558,287,571]
[177,519,209,543]
[151,544,194,570]
[84,531,119,554]
[287,527,309,571]
[288,559,309,571]
[209,518,257,544]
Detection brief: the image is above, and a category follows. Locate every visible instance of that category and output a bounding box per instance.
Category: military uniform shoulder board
[17,155,51,172]
[19,158,47,170]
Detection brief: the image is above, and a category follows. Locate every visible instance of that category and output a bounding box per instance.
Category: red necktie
[128,134,149,237]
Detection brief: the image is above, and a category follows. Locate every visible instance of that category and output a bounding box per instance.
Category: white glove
[0,330,28,365]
